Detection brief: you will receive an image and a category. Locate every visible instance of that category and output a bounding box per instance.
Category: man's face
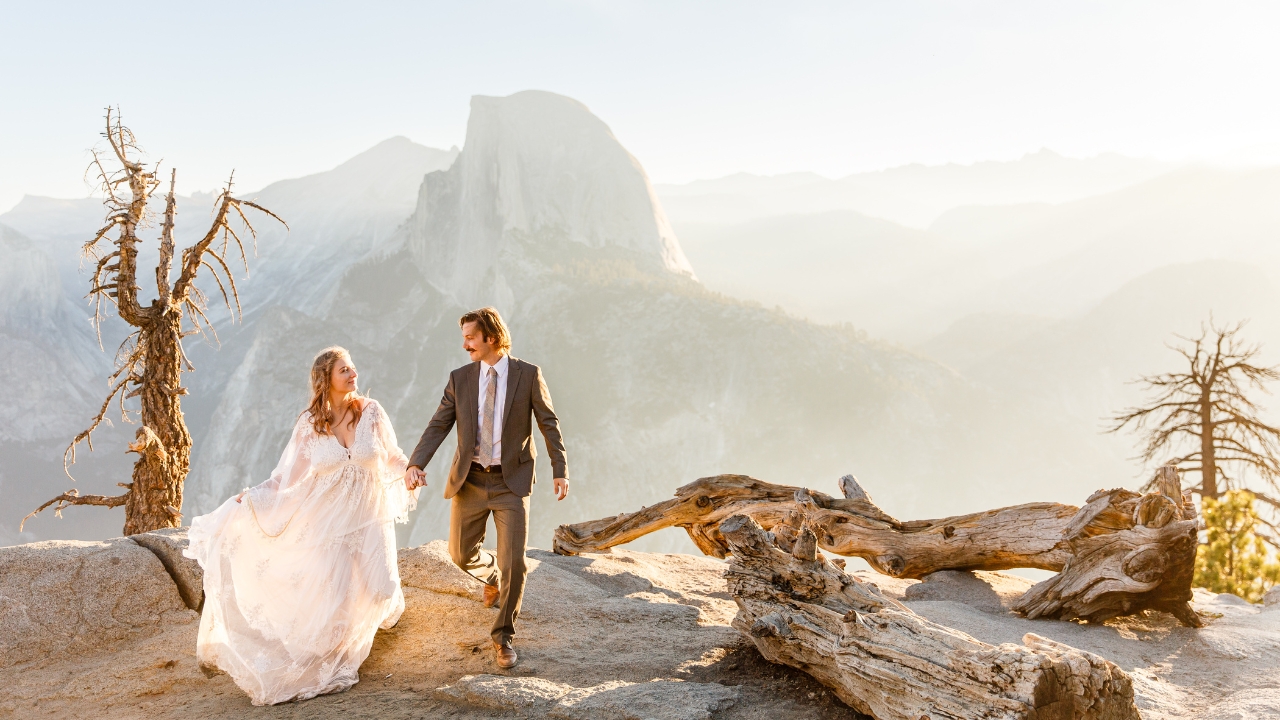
[462,321,500,363]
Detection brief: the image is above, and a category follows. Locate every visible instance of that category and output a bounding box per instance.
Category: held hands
[553,477,569,501]
[404,466,426,491]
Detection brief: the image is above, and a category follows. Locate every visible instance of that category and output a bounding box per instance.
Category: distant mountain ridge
[923,165,1280,321]
[211,136,460,314]
[655,148,1173,228]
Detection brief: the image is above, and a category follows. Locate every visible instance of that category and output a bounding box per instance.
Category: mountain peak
[326,136,458,179]
[401,90,695,305]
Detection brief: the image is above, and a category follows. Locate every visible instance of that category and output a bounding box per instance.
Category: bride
[185,346,419,705]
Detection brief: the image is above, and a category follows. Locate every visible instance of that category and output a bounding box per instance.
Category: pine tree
[1194,490,1280,602]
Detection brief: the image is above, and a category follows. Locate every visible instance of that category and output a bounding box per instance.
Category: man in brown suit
[403,307,568,669]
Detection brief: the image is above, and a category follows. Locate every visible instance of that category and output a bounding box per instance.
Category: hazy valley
[4,90,1277,557]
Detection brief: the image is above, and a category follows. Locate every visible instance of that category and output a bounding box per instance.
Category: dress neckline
[331,401,372,450]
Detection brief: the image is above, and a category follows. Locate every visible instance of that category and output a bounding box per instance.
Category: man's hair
[460,307,512,353]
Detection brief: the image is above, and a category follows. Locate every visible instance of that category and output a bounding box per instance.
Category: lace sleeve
[370,400,418,523]
[244,413,317,537]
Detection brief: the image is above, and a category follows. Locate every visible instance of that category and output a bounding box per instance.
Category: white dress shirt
[473,354,509,465]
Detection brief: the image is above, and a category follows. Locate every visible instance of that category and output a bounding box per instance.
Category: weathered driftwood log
[722,514,1140,720]
[554,469,1201,626]
[1014,467,1201,626]
[553,474,1076,574]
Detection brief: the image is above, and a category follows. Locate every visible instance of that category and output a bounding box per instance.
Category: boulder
[131,527,204,611]
[0,537,193,668]
[398,539,484,601]
[1263,585,1280,608]
[434,674,573,710]
[434,674,739,720]
[902,569,1033,613]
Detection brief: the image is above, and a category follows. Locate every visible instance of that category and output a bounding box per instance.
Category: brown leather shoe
[483,583,500,608]
[494,640,518,669]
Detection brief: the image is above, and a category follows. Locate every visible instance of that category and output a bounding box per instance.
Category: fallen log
[721,514,1140,720]
[554,468,1201,626]
[553,474,1076,574]
[1014,467,1201,626]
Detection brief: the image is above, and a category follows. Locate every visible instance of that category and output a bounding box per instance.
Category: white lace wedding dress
[185,399,418,705]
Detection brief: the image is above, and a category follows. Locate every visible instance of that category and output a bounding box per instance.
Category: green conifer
[1194,490,1280,602]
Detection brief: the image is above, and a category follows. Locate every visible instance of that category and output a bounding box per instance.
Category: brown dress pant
[449,465,529,644]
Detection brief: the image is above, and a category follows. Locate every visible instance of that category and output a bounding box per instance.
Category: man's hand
[553,477,569,501]
[405,466,426,491]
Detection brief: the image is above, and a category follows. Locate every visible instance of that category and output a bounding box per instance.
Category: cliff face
[403,91,694,307]
[0,224,104,444]
[0,223,61,328]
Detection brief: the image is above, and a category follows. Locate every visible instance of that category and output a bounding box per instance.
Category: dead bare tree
[22,108,285,535]
[1109,319,1280,544]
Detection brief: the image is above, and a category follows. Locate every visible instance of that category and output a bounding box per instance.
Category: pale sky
[3,0,1280,212]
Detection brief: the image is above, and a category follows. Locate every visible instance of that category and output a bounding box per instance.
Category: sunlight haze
[7,6,1280,714]
[3,1,1280,211]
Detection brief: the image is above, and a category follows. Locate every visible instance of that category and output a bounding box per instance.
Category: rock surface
[901,569,1033,613]
[2,536,1279,719]
[0,537,195,669]
[436,674,739,720]
[130,527,204,611]
[397,539,486,601]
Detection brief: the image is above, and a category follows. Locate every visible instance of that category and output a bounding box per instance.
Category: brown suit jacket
[408,357,568,499]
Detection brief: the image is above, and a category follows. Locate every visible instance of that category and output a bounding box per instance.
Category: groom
[404,307,569,669]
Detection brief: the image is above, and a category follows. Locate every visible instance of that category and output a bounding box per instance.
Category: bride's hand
[234,491,246,503]
[404,466,425,491]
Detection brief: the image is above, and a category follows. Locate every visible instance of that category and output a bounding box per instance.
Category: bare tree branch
[20,487,129,532]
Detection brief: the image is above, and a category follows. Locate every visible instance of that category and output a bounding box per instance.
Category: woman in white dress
[185,346,419,705]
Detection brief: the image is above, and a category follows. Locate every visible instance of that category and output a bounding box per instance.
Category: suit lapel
[501,357,523,437]
[462,361,480,439]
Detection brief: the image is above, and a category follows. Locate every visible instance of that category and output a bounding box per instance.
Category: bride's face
[330,355,358,394]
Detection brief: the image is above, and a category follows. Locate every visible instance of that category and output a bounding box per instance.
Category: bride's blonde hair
[306,346,363,435]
